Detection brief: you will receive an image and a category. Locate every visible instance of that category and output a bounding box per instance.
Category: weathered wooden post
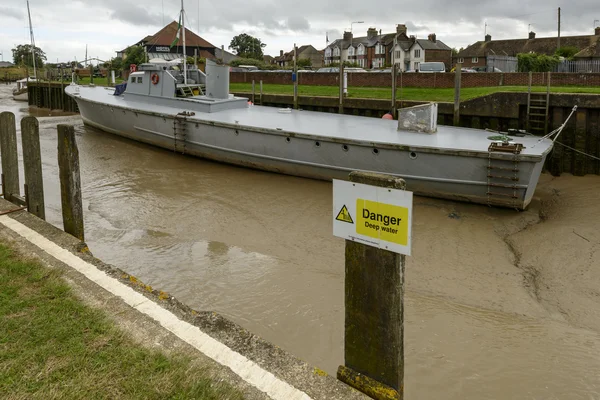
[391,63,397,118]
[259,80,263,105]
[293,44,299,110]
[338,63,345,114]
[0,112,21,204]
[334,171,413,400]
[57,124,84,241]
[453,63,462,126]
[526,71,533,132]
[21,117,46,220]
[252,80,255,104]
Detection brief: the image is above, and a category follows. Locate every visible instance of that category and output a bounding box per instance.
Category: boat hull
[12,90,28,102]
[72,94,549,209]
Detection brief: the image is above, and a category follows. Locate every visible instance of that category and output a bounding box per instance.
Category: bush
[517,52,560,72]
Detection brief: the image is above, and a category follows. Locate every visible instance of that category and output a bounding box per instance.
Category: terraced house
[324,24,452,71]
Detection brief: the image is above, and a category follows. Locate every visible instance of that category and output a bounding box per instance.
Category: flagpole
[181,0,187,85]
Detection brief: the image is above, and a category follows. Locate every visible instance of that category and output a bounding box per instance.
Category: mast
[26,0,37,78]
[181,0,187,85]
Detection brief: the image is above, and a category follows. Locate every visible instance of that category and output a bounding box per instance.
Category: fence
[487,55,518,73]
[556,60,600,73]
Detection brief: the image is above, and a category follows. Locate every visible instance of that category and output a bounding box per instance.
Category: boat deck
[69,85,553,157]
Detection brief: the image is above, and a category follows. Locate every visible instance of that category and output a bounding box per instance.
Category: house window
[414,49,421,58]
[472,57,478,63]
[349,47,354,56]
[414,62,420,71]
[325,48,331,57]
[458,58,464,64]
[333,47,340,56]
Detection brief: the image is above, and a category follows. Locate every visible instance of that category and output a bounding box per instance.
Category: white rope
[554,141,600,162]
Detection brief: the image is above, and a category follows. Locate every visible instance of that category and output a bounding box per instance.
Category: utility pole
[557,7,561,51]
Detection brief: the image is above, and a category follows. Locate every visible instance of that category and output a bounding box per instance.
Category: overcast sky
[0,0,599,64]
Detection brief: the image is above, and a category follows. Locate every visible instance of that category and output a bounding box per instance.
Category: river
[1,83,599,399]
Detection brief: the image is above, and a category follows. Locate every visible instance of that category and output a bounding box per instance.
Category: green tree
[228,34,266,60]
[104,57,124,71]
[555,46,579,60]
[12,44,46,67]
[517,52,560,72]
[297,58,312,67]
[123,45,146,67]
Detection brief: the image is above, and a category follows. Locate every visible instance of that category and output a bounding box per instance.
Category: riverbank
[0,242,245,399]
[0,197,367,400]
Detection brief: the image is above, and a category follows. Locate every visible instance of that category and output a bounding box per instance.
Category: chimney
[367,28,378,40]
[596,27,600,35]
[428,33,437,43]
[485,34,492,42]
[529,31,536,39]
[343,31,353,41]
[396,24,407,35]
[280,50,283,57]
[409,35,416,43]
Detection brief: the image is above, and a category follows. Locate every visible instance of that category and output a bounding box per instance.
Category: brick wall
[230,71,600,88]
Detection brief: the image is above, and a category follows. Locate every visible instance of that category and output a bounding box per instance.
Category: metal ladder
[527,93,549,135]
[486,142,523,207]
[173,114,187,154]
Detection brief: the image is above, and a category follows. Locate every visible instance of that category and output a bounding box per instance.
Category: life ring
[151,73,159,85]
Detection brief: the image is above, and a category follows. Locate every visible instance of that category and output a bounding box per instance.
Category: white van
[238,65,259,71]
[417,62,446,73]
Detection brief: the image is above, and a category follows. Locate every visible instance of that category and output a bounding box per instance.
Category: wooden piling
[453,64,462,126]
[252,80,255,104]
[337,171,406,400]
[0,112,21,204]
[57,124,84,241]
[21,117,45,220]
[391,64,397,118]
[259,80,263,105]
[338,63,344,114]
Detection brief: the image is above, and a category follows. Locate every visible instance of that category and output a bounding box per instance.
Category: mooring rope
[554,141,600,162]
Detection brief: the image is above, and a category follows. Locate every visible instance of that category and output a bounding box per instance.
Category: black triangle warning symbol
[336,205,354,224]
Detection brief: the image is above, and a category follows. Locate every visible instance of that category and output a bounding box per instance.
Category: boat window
[130,76,135,83]
[137,77,143,83]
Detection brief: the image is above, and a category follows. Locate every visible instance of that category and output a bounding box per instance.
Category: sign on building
[333,179,413,255]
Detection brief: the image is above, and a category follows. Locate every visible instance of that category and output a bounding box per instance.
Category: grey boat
[65,59,563,209]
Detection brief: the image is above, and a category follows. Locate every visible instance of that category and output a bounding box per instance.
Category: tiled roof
[457,34,599,58]
[574,40,600,58]
[138,21,215,48]
[415,39,451,51]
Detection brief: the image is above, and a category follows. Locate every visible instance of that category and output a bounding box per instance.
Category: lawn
[0,243,244,400]
[230,83,600,102]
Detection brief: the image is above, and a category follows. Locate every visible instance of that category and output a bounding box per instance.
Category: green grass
[0,243,244,400]
[230,83,600,102]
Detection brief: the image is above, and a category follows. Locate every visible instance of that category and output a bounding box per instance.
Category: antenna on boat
[26,0,37,79]
[181,0,187,85]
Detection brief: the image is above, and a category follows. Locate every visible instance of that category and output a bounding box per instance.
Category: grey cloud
[286,16,310,31]
[0,7,25,20]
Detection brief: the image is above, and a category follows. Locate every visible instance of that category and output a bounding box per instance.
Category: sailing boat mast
[181,0,187,85]
[26,0,37,78]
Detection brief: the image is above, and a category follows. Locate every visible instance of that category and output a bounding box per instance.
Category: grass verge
[0,243,244,400]
[229,83,600,102]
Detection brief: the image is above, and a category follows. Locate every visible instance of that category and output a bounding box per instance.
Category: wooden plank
[21,116,46,220]
[57,124,84,241]
[0,112,21,204]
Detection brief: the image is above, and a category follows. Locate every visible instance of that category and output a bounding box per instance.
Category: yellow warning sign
[335,205,354,224]
[356,198,409,246]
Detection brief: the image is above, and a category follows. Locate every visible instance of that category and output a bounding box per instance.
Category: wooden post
[339,63,344,114]
[337,171,406,400]
[391,63,397,118]
[90,64,94,85]
[545,72,551,135]
[0,112,21,204]
[259,80,263,105]
[21,117,45,220]
[293,44,298,110]
[252,80,255,104]
[57,124,84,241]
[453,63,462,126]
[48,79,52,111]
[526,71,533,132]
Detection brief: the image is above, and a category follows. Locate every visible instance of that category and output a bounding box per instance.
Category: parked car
[461,68,478,73]
[316,67,339,73]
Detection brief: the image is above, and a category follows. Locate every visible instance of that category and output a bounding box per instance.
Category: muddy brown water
[2,84,599,399]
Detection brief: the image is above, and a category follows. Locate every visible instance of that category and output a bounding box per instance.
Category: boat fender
[151,73,159,85]
[382,113,393,120]
[247,100,253,106]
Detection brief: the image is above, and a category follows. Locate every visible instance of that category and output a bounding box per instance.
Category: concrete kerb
[0,198,368,400]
